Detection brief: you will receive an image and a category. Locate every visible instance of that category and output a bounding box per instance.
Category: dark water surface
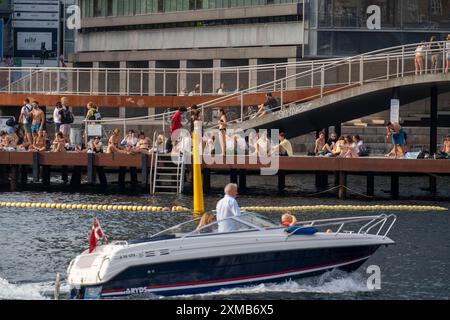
[0,182,449,300]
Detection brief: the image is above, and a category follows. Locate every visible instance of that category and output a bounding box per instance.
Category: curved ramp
[232,73,450,137]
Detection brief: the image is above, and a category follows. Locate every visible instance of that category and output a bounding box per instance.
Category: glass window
[177,0,188,10]
[93,0,106,16]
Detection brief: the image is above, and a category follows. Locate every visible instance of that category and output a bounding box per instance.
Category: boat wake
[0,277,70,300]
[176,270,371,299]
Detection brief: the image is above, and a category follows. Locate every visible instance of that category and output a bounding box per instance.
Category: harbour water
[0,174,449,300]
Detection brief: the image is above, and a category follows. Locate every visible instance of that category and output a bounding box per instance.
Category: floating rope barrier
[0,202,190,213]
[241,205,448,213]
[0,202,446,213]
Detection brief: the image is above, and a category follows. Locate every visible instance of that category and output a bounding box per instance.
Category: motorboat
[67,212,396,299]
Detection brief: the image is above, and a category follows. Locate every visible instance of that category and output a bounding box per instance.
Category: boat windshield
[237,212,280,229]
[149,212,277,239]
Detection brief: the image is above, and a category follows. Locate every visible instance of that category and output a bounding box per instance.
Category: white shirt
[21,105,32,124]
[53,108,61,124]
[216,195,241,233]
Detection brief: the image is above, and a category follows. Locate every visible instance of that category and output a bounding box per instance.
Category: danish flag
[88,217,108,253]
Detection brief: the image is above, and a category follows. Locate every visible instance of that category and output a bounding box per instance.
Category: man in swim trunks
[31,101,45,140]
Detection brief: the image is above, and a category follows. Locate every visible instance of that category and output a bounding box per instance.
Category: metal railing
[0,58,347,96]
[289,214,397,239]
[199,40,450,129]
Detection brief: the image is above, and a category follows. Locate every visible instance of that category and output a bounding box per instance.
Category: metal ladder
[151,151,186,195]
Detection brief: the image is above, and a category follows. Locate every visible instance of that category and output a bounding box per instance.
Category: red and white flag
[89,217,108,253]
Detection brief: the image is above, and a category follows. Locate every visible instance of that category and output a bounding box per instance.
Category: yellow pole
[192,120,204,217]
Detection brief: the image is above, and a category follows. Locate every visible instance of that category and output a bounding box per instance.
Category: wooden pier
[0,152,449,199]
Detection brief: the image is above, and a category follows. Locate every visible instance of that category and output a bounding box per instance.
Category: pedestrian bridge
[232,73,450,137]
[194,40,450,136]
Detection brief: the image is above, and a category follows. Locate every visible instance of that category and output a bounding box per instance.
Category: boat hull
[70,244,380,299]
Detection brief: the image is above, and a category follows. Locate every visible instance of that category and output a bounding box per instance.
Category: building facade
[73,0,450,65]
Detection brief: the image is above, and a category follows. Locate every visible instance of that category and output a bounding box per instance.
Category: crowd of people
[0,97,74,153]
[313,131,369,158]
[2,95,449,160]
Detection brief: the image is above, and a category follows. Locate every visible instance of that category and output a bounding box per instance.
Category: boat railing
[292,214,397,239]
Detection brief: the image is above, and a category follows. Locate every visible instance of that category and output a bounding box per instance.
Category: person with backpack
[19,98,33,145]
[85,102,101,123]
[59,97,74,143]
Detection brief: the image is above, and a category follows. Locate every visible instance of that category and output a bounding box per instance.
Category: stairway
[151,152,186,195]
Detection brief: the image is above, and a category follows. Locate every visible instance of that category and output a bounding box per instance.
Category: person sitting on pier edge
[52,132,66,152]
[0,131,14,151]
[339,136,359,158]
[385,122,405,158]
[315,131,326,155]
[15,127,29,151]
[281,213,297,227]
[216,183,241,233]
[107,129,126,154]
[437,135,450,159]
[86,136,103,153]
[271,132,293,157]
[121,130,138,152]
[324,136,344,157]
[353,135,369,157]
[28,130,47,152]
[319,132,338,156]
[132,131,151,154]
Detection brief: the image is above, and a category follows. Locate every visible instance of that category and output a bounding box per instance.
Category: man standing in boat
[216,183,241,233]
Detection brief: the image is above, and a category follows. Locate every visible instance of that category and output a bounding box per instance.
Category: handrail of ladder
[152,152,159,195]
[149,131,158,194]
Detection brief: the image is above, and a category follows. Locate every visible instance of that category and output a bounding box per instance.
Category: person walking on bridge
[445,34,450,74]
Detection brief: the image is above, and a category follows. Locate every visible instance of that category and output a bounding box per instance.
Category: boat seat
[286,226,318,235]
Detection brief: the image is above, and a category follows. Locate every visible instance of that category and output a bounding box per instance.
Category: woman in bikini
[218,109,227,155]
[28,130,47,152]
